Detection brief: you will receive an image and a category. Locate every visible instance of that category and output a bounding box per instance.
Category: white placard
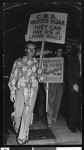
[39,57,64,83]
[25,12,68,44]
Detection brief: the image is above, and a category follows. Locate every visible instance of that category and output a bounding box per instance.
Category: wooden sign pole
[39,41,49,112]
[46,82,49,112]
[39,41,44,69]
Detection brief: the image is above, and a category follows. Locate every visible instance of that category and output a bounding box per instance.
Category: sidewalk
[6,116,82,145]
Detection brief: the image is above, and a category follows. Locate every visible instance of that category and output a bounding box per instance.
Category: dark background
[3,0,81,134]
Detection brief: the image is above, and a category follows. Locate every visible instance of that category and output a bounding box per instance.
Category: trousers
[12,85,38,142]
[47,83,63,124]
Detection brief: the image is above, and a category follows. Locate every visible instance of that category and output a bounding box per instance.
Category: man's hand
[73,84,79,92]
[38,69,42,74]
[10,93,15,102]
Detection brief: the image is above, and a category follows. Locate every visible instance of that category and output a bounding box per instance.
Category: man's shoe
[70,127,77,133]
[52,118,57,124]
[68,125,77,133]
[77,126,82,132]
[48,124,52,128]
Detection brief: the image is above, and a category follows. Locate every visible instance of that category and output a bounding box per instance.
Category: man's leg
[53,84,63,121]
[18,87,38,141]
[47,83,56,126]
[38,83,46,118]
[68,92,78,132]
[14,87,24,132]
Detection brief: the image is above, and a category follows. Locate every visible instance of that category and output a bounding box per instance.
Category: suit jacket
[67,53,80,92]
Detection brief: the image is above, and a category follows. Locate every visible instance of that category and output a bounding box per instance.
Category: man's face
[57,49,62,57]
[26,44,35,57]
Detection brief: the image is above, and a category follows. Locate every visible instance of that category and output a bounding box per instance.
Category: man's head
[25,41,36,57]
[57,48,63,57]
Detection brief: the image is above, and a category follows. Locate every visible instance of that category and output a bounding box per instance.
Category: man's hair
[25,41,36,48]
[57,48,62,52]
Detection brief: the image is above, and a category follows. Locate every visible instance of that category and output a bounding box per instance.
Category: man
[67,43,82,133]
[47,48,64,127]
[8,41,45,144]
